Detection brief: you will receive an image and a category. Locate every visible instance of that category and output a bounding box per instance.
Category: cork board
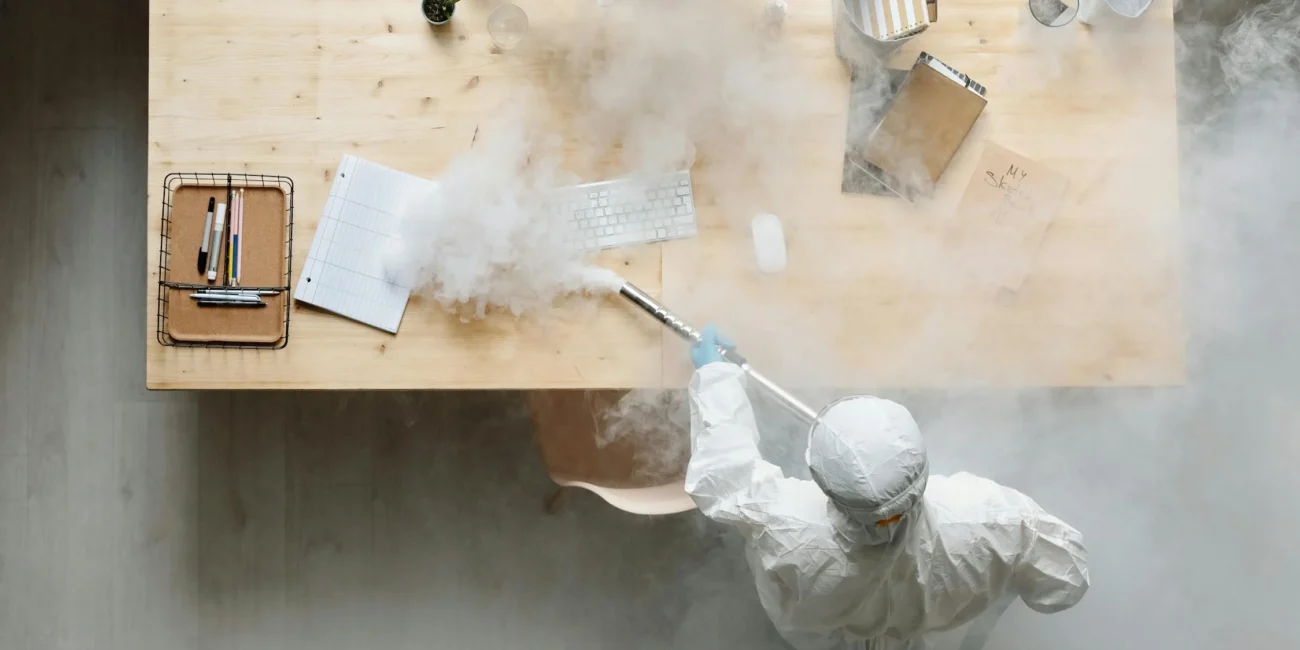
[165,184,288,344]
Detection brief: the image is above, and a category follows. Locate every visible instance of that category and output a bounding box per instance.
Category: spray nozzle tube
[617,282,817,423]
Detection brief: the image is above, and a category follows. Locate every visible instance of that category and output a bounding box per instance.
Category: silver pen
[189,292,260,303]
[197,289,281,296]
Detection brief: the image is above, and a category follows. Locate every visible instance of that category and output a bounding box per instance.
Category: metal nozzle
[617,281,819,424]
[619,282,701,343]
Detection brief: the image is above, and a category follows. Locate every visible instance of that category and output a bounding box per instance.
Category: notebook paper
[295,155,435,333]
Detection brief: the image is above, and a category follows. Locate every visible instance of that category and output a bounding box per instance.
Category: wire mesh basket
[156,172,295,348]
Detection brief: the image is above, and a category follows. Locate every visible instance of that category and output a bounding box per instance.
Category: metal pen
[196,289,281,297]
[189,292,260,303]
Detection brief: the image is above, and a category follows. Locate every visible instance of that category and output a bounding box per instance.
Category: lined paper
[295,155,435,333]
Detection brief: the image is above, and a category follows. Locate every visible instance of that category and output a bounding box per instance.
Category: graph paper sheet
[295,155,434,333]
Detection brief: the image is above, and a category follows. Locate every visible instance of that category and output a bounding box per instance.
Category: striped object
[853,0,930,41]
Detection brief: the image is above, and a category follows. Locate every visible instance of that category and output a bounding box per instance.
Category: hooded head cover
[807,396,929,543]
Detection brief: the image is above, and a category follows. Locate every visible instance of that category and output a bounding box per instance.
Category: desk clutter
[293,154,702,334]
[156,173,294,348]
[153,0,1152,345]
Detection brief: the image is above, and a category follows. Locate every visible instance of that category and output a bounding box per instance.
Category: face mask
[831,504,910,546]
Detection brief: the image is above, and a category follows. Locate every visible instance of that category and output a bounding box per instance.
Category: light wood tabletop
[146,0,1183,390]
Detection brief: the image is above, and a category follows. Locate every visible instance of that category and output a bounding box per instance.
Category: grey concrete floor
[3,0,1298,649]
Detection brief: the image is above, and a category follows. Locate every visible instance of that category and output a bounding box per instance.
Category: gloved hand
[691,324,736,369]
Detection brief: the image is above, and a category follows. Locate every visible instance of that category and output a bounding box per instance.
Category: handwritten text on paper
[947,144,1070,291]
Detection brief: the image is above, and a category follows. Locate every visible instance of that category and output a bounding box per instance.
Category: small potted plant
[422,0,458,25]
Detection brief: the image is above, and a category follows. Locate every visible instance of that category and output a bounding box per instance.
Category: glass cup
[487,3,529,50]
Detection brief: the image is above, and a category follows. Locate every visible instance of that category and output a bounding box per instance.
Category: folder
[860,53,988,198]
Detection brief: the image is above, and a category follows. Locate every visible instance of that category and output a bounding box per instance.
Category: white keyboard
[550,170,698,250]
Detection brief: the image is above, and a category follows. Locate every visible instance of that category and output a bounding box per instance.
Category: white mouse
[751,213,787,274]
[765,0,788,26]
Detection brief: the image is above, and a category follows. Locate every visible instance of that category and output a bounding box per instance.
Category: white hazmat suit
[684,363,1089,650]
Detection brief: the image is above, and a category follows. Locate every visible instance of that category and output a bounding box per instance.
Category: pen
[198,197,215,274]
[226,214,234,286]
[196,289,281,296]
[225,181,234,285]
[197,298,267,308]
[235,189,245,285]
[189,292,260,303]
[206,203,227,282]
[231,189,242,286]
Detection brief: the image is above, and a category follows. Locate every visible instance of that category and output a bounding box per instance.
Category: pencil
[226,195,234,286]
[236,189,245,285]
[228,189,236,287]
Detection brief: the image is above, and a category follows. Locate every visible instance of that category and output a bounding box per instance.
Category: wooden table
[146,0,1182,390]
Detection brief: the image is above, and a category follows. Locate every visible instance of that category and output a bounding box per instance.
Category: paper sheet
[946,143,1070,292]
[295,155,435,333]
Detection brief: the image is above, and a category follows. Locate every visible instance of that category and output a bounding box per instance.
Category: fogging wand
[618,282,820,424]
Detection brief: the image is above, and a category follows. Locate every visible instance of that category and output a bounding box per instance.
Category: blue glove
[691,324,736,369]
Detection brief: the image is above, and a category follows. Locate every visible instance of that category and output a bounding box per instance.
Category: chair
[526,390,696,516]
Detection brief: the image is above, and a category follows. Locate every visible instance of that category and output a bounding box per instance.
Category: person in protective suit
[684,326,1089,650]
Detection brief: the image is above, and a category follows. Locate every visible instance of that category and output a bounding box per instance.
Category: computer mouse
[751,213,787,274]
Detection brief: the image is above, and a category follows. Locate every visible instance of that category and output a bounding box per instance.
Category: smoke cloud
[405,1,1300,647]
[584,2,1300,649]
[393,0,825,319]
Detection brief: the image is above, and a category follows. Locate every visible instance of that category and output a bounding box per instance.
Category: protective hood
[806,396,928,540]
